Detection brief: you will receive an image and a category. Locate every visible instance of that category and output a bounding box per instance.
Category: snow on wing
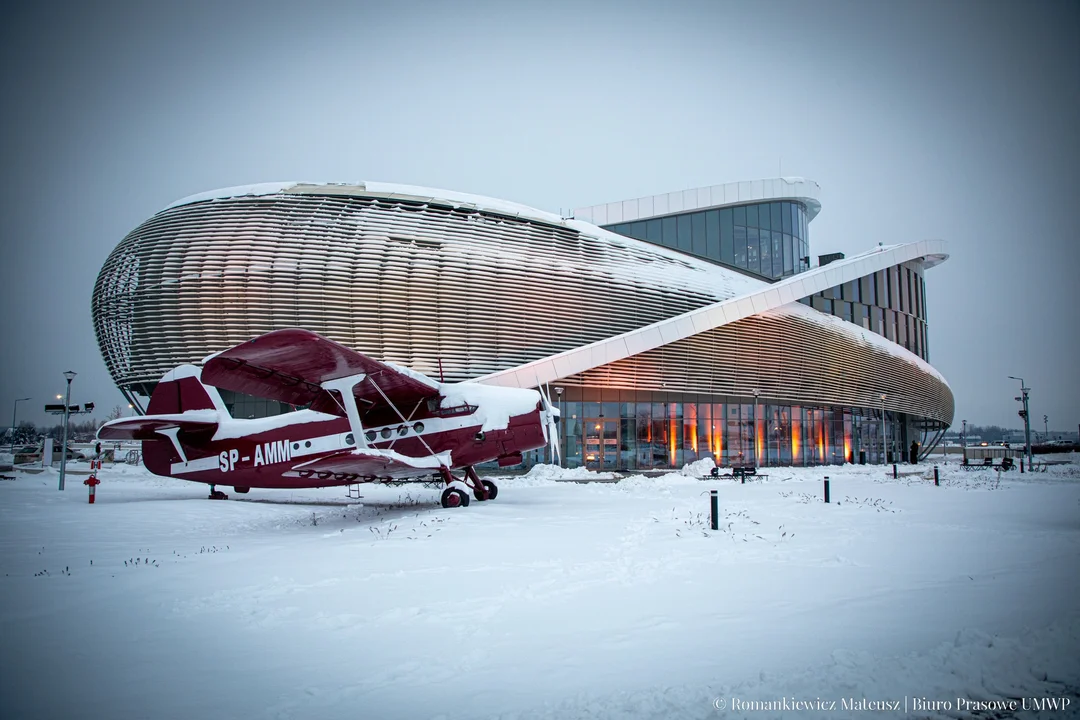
[200,329,439,411]
[291,447,451,480]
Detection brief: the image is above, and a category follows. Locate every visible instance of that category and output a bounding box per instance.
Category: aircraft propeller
[537,383,561,464]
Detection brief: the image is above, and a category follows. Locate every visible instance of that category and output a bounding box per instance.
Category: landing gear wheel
[208,489,229,500]
[441,487,470,509]
[475,479,498,501]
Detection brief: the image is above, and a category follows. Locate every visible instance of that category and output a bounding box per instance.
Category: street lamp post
[58,371,76,491]
[753,389,761,466]
[554,386,564,467]
[880,394,887,464]
[1008,376,1033,469]
[9,397,30,454]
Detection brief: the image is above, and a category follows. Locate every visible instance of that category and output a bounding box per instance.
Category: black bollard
[710,490,719,530]
[934,465,939,486]
[892,463,898,479]
[824,476,830,504]
[1020,457,1024,474]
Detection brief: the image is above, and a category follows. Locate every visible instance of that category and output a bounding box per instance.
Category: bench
[706,465,770,482]
[960,456,1014,471]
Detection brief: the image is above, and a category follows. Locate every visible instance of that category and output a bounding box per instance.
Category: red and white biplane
[97,329,559,507]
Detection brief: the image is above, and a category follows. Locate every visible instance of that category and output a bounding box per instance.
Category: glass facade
[508,388,943,472]
[604,201,810,280]
[799,260,931,360]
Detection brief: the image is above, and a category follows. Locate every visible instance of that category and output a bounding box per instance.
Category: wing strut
[156,427,189,465]
[320,373,370,449]
[366,376,444,465]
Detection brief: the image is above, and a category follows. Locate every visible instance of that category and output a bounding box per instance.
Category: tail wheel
[477,479,498,501]
[441,487,470,509]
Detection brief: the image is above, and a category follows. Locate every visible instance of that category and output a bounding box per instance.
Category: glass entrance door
[584,420,619,470]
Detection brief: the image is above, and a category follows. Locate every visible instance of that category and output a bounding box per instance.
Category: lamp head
[63,370,77,382]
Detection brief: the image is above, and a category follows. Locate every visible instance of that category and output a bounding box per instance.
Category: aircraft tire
[441,487,470,509]
[477,480,498,501]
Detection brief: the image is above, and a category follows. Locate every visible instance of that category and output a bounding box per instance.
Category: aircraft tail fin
[146,364,228,415]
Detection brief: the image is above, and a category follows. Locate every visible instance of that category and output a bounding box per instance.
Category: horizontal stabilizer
[96,411,219,441]
[291,447,451,481]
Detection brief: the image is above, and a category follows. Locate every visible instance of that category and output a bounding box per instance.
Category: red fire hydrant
[84,459,101,504]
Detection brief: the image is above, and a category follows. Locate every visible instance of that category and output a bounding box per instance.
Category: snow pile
[0,452,12,465]
[521,463,617,482]
[679,456,716,477]
[616,472,702,491]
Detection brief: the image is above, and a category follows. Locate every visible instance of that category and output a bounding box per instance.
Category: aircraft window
[475,432,485,442]
[304,441,311,448]
[292,443,299,450]
[397,425,407,436]
[345,434,355,446]
[380,428,392,439]
[365,430,376,442]
[413,422,424,433]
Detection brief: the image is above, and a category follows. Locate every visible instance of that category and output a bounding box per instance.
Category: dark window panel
[746,204,758,229]
[734,205,746,227]
[783,234,794,274]
[771,203,782,237]
[782,202,793,234]
[705,210,720,260]
[757,203,770,231]
[677,214,692,251]
[646,218,662,244]
[662,216,677,247]
[720,209,734,264]
[691,212,706,256]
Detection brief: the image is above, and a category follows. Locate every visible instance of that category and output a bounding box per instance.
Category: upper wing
[201,329,439,414]
[291,447,452,481]
[97,412,219,441]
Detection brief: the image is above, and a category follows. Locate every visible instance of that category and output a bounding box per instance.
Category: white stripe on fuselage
[168,409,523,476]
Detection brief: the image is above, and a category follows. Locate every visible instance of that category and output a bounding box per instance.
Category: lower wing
[290,448,452,481]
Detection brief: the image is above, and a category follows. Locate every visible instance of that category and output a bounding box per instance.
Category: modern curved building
[93,178,953,470]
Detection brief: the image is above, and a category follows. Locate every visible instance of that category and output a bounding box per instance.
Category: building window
[720,209,734,264]
[691,212,706,256]
[705,210,720,260]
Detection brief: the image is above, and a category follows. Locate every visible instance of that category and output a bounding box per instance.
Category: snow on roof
[162,181,568,227]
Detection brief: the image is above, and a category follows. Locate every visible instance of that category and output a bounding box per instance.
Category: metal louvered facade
[92,181,953,469]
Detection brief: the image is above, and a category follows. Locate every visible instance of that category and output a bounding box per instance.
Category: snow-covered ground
[2,460,1079,719]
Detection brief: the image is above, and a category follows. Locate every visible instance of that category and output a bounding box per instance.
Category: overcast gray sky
[1,0,1077,432]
